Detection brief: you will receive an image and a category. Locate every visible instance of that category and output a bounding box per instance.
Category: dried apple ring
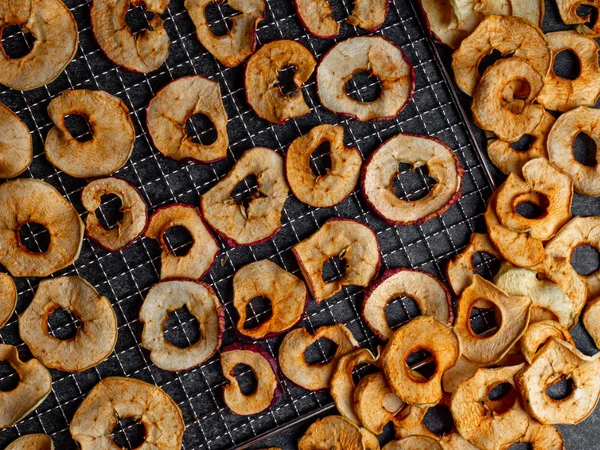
[186,0,265,67]
[584,297,600,347]
[501,422,564,450]
[384,437,443,450]
[299,415,376,450]
[516,338,600,425]
[0,344,51,429]
[220,344,281,415]
[147,76,229,164]
[520,320,574,364]
[292,218,380,303]
[82,177,147,252]
[454,275,531,364]
[140,280,223,371]
[556,0,600,36]
[354,372,403,434]
[451,364,530,450]
[538,31,600,111]
[0,179,84,278]
[487,112,554,176]
[70,376,184,449]
[547,106,600,196]
[245,40,316,124]
[278,323,359,391]
[19,276,117,372]
[91,0,170,73]
[233,259,307,339]
[317,36,414,122]
[0,102,32,178]
[0,274,16,328]
[0,0,78,90]
[45,90,135,178]
[145,204,219,280]
[363,268,453,341]
[286,124,362,208]
[447,233,502,296]
[382,315,459,405]
[362,133,463,226]
[6,434,54,450]
[201,147,289,246]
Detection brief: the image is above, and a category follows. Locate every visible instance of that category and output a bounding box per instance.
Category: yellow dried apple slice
[556,0,600,36]
[245,40,316,124]
[547,106,600,196]
[286,124,362,208]
[384,436,443,450]
[0,0,78,90]
[487,112,554,176]
[19,276,117,372]
[499,421,564,450]
[146,76,229,163]
[382,315,459,405]
[186,0,265,67]
[317,36,414,122]
[145,203,219,279]
[0,344,51,429]
[363,268,453,341]
[0,179,84,278]
[417,0,483,50]
[298,415,376,450]
[278,323,358,391]
[454,275,531,364]
[520,320,574,364]
[354,372,404,434]
[0,274,16,328]
[472,58,545,142]
[91,0,170,72]
[140,280,223,371]
[70,377,184,449]
[292,218,380,303]
[583,297,600,347]
[45,89,135,178]
[516,338,600,425]
[451,364,530,450]
[233,260,307,339]
[0,102,32,178]
[362,133,463,225]
[452,15,550,96]
[81,177,147,252]
[201,147,289,246]
[6,434,54,450]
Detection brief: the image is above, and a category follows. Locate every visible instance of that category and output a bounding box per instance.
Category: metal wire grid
[0,0,495,448]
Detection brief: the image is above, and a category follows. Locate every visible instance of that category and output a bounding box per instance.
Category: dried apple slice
[354,372,404,434]
[583,297,600,347]
[331,348,379,424]
[347,0,389,31]
[45,89,135,178]
[0,179,84,278]
[70,377,184,449]
[82,177,147,252]
[418,0,483,49]
[201,147,289,246]
[363,268,453,340]
[233,260,307,339]
[146,76,229,163]
[383,436,443,450]
[487,112,554,176]
[317,36,414,122]
[0,102,32,178]
[454,275,531,364]
[286,124,362,208]
[186,0,265,67]
[140,280,223,371]
[278,323,358,391]
[452,15,550,96]
[538,31,600,111]
[451,364,530,449]
[0,344,51,429]
[547,106,600,196]
[362,133,463,225]
[145,204,219,279]
[292,218,380,303]
[299,415,376,450]
[0,274,16,328]
[6,434,54,450]
[19,276,117,372]
[245,40,316,124]
[500,421,564,450]
[220,343,280,415]
[556,0,600,36]
[0,0,78,90]
[91,0,170,72]
[516,338,600,424]
[520,320,574,364]
[447,233,502,296]
[382,315,459,405]
[472,58,545,142]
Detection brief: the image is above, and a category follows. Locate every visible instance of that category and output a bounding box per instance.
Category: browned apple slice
[0,274,16,328]
[0,102,32,178]
[298,415,376,450]
[520,320,574,364]
[146,76,229,163]
[583,297,600,348]
[556,0,600,36]
[6,434,54,450]
[504,421,564,450]
[384,436,443,450]
[354,372,404,434]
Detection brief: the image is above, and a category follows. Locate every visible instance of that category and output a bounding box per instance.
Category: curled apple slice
[354,372,404,434]
[556,0,600,37]
[520,320,574,364]
[0,102,32,178]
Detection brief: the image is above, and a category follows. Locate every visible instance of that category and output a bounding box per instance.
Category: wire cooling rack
[0,0,495,448]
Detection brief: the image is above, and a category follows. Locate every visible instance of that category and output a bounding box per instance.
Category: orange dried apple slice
[298,415,376,450]
[556,0,600,36]
[354,372,404,434]
[500,421,564,450]
[0,102,32,178]
[520,320,574,364]
[6,434,54,450]
[583,297,600,348]
[0,274,16,328]
[383,436,443,450]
